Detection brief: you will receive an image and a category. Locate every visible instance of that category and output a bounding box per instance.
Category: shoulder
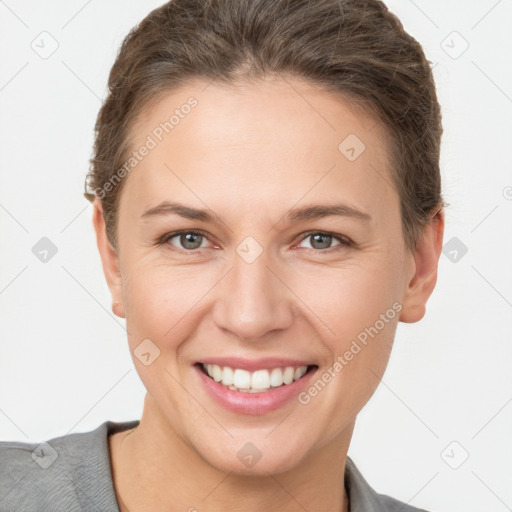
[345,456,432,512]
[0,419,139,512]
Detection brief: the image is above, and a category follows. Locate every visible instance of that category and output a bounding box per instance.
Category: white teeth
[294,366,307,380]
[221,366,234,386]
[202,364,310,392]
[270,368,284,387]
[212,365,222,382]
[233,369,251,389]
[251,369,269,390]
[283,367,295,385]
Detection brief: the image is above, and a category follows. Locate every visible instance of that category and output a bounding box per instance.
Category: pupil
[182,233,201,249]
[312,234,331,249]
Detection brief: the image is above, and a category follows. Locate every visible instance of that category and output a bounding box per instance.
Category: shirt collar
[79,420,390,512]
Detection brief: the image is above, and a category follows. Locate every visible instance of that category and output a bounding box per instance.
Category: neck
[109,395,352,512]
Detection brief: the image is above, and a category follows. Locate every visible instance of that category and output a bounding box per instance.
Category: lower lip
[194,364,318,415]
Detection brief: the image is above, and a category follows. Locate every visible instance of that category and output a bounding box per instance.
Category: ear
[399,207,445,323]
[92,199,125,318]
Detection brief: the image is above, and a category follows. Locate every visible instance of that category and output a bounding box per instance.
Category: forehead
[120,76,397,225]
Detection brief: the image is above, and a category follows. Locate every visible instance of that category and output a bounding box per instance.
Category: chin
[197,438,307,477]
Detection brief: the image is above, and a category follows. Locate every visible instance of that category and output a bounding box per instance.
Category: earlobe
[92,199,126,318]
[399,208,445,324]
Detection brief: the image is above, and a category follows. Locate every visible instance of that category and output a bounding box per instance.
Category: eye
[159,230,213,251]
[296,231,352,251]
[157,229,354,253]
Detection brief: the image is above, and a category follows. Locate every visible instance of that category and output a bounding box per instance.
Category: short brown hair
[84,0,447,252]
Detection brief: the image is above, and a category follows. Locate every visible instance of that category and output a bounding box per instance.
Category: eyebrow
[141,200,372,223]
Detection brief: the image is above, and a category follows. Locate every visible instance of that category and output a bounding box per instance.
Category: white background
[1,1,511,511]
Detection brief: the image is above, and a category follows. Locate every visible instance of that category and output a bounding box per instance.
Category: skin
[93,75,444,512]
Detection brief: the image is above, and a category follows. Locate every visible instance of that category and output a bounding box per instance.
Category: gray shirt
[0,420,430,511]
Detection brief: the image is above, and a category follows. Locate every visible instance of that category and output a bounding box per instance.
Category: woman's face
[95,75,439,475]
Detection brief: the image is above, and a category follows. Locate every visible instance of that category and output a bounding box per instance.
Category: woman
[0,0,445,510]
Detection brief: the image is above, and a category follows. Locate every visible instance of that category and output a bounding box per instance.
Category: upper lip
[197,357,316,372]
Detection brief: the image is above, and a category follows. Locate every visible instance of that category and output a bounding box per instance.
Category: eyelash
[157,229,355,253]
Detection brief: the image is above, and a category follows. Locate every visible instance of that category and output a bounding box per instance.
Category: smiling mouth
[196,362,318,393]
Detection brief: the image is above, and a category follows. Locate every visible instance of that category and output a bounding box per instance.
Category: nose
[212,250,295,341]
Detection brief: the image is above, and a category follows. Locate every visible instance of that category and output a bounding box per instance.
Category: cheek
[120,266,199,404]
[291,255,401,398]
[291,252,402,338]
[299,296,399,433]
[121,262,214,352]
